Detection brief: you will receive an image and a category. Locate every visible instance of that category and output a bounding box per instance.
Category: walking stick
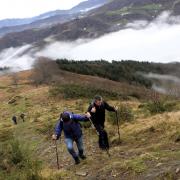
[88,117,110,157]
[53,140,60,170]
[115,111,121,143]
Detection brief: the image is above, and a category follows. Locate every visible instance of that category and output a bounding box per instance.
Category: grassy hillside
[0,70,179,179]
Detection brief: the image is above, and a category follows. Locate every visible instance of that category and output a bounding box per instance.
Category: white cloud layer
[38,13,180,63]
[0,45,35,71]
[0,11,180,71]
[142,72,180,97]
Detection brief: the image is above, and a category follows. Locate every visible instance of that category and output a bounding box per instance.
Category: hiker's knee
[65,138,73,151]
[76,137,83,150]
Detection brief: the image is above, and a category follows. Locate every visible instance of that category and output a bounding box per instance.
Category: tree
[30,57,60,86]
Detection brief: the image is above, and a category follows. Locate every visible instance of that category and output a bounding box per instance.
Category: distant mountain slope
[0,0,108,37]
[70,0,108,12]
[0,13,79,37]
[0,10,68,29]
[0,0,180,51]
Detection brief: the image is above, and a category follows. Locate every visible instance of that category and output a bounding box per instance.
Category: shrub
[108,104,134,125]
[118,104,134,122]
[146,100,166,114]
[10,140,24,165]
[30,57,60,86]
[145,99,178,115]
[49,84,119,99]
[0,139,42,180]
[143,91,174,114]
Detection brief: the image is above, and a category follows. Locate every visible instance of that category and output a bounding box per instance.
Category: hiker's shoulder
[101,100,106,105]
[90,100,95,106]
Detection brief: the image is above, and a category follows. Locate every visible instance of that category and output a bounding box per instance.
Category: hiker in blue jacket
[52,111,90,164]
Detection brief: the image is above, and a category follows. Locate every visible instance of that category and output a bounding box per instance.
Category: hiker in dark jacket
[20,113,25,122]
[12,115,17,125]
[86,95,117,150]
[52,111,89,164]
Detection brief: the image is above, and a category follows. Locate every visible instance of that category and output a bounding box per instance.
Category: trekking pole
[115,110,121,143]
[88,117,110,157]
[53,139,60,170]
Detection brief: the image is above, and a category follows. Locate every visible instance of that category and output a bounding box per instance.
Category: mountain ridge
[0,0,108,37]
[0,0,180,52]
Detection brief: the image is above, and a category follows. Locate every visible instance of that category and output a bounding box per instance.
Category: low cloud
[0,44,35,71]
[0,11,180,71]
[140,72,180,97]
[143,73,180,84]
[37,11,180,62]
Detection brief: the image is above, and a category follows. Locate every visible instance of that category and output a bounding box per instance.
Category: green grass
[0,139,42,180]
[106,3,164,16]
[106,7,129,16]
[124,157,147,173]
[132,4,163,11]
[0,72,180,179]
[108,104,134,126]
[49,84,120,99]
[139,99,179,115]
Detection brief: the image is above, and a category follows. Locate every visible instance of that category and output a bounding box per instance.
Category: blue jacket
[54,112,88,140]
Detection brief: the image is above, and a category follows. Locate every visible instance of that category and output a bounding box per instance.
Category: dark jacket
[12,116,17,121]
[55,112,88,140]
[12,116,17,124]
[87,101,115,127]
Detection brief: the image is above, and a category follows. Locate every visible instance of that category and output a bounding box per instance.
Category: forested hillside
[56,59,180,87]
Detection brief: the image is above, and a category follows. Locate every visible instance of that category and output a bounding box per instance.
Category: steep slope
[0,70,179,179]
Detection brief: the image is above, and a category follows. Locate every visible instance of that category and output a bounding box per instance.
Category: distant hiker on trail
[20,113,25,122]
[12,115,17,125]
[86,95,117,150]
[52,111,89,165]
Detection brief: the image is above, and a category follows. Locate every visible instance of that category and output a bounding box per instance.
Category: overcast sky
[0,0,86,20]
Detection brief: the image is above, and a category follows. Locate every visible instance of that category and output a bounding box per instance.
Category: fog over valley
[0,12,180,71]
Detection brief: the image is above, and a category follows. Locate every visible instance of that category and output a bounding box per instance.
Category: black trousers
[94,123,109,150]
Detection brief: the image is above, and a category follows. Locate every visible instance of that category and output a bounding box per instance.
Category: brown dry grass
[0,70,179,180]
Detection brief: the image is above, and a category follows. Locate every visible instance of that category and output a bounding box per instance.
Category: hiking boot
[79,154,86,160]
[74,157,80,165]
[100,146,109,151]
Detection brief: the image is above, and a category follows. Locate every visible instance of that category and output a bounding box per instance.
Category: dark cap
[94,95,102,101]
[61,112,71,122]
